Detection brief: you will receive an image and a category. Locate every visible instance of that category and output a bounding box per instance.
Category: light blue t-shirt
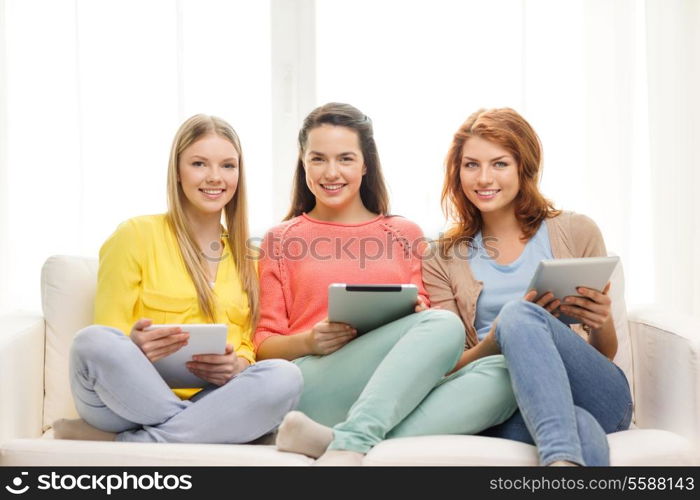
[471,223,554,341]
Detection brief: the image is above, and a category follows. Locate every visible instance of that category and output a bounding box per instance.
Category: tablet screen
[328,284,417,334]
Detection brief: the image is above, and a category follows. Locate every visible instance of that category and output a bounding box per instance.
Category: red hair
[441,108,560,250]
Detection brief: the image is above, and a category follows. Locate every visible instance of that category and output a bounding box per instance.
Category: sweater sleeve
[571,213,607,258]
[253,228,290,349]
[94,219,144,336]
[422,244,460,318]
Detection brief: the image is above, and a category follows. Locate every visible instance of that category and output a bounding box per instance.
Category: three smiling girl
[54,104,631,466]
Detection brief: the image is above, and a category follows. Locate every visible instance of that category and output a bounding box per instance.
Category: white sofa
[0,255,698,466]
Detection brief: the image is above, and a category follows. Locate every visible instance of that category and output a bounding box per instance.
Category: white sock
[275,411,333,458]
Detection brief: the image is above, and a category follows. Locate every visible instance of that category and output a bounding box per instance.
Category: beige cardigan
[422,211,607,348]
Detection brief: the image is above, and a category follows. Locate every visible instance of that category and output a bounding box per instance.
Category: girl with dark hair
[255,103,517,465]
[425,108,632,466]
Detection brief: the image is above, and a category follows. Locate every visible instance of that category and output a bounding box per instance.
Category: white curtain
[0,0,273,312]
[1,0,699,317]
[315,0,700,316]
[645,0,700,318]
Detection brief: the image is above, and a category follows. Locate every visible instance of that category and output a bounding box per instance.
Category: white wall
[1,0,698,317]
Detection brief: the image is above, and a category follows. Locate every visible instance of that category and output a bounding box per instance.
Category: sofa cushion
[607,429,696,466]
[0,314,45,442]
[365,434,539,466]
[41,255,98,428]
[0,439,312,466]
[2,430,693,466]
[363,430,695,466]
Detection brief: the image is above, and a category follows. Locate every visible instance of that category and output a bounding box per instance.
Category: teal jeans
[294,309,517,453]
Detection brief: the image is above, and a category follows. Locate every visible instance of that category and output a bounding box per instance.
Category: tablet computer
[328,284,418,335]
[146,324,227,388]
[527,256,620,325]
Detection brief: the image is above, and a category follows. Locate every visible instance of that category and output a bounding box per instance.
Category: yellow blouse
[94,214,255,400]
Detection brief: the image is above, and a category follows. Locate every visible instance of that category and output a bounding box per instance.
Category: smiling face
[178,133,239,219]
[303,124,367,218]
[460,135,520,218]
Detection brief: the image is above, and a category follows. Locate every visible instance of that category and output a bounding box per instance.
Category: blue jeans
[69,325,303,443]
[480,300,633,466]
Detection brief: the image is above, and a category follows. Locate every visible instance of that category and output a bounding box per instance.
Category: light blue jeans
[294,309,518,453]
[69,325,303,443]
[481,300,633,466]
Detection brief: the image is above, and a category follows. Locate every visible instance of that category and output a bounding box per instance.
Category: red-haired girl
[425,108,632,466]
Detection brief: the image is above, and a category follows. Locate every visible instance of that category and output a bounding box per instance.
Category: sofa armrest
[629,307,700,451]
[0,313,45,442]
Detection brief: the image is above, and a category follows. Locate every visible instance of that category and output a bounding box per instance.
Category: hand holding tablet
[130,319,189,363]
[142,323,227,388]
[526,256,620,325]
[306,318,358,356]
[328,284,419,335]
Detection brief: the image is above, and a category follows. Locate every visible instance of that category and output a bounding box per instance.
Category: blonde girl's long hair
[166,114,259,325]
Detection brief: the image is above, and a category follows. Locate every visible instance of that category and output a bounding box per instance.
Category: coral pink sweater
[254,214,429,349]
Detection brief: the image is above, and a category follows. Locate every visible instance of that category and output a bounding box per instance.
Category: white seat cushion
[363,430,695,466]
[2,431,693,467]
[365,435,539,466]
[0,439,312,466]
[608,429,697,466]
